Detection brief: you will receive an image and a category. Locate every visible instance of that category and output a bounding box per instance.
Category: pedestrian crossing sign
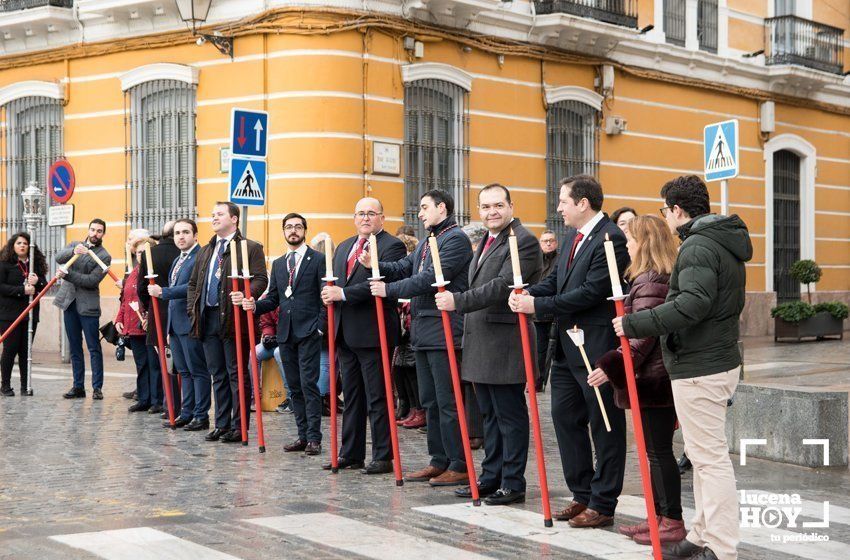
[229,157,266,206]
[704,119,739,182]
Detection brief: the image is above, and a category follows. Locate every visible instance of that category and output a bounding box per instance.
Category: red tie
[481,235,495,254]
[347,238,367,277]
[567,232,585,268]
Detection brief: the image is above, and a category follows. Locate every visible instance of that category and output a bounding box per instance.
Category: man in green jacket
[613,175,752,560]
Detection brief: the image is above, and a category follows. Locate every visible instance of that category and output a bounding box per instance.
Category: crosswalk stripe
[246,513,494,559]
[749,489,850,526]
[616,495,845,560]
[50,527,242,560]
[414,503,650,559]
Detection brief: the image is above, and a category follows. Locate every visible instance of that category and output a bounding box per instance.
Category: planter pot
[774,311,845,342]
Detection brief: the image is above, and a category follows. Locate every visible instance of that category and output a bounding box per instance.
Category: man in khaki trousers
[614,175,753,560]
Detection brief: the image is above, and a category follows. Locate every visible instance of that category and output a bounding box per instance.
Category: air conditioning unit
[605,115,627,135]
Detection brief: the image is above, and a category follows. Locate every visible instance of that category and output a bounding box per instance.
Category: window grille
[698,0,719,53]
[664,0,687,47]
[773,150,801,303]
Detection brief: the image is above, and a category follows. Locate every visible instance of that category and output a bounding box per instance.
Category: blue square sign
[704,120,739,182]
[229,157,266,207]
[231,108,268,159]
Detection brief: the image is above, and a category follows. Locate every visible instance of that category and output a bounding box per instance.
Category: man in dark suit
[321,197,406,475]
[239,212,327,456]
[186,202,268,444]
[436,184,543,506]
[365,189,473,487]
[137,221,181,418]
[511,175,629,528]
[147,219,210,431]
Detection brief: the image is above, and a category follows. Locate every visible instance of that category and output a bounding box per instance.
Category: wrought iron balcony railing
[534,0,638,29]
[0,0,72,12]
[765,15,845,75]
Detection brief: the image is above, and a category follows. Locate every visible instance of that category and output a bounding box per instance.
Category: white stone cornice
[0,80,64,106]
[402,62,473,91]
[119,63,199,91]
[544,85,603,110]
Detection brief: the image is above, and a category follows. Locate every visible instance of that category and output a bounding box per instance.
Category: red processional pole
[144,243,177,428]
[322,237,340,472]
[429,236,480,506]
[507,230,553,527]
[240,241,266,453]
[368,234,404,486]
[604,233,662,560]
[228,240,249,445]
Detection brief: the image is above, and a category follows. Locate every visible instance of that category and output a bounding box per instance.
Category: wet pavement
[0,336,849,559]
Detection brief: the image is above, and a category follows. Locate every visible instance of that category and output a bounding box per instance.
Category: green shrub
[771,301,816,324]
[814,302,849,320]
[789,260,822,303]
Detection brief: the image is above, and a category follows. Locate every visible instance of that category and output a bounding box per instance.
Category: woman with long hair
[0,232,48,396]
[587,215,684,545]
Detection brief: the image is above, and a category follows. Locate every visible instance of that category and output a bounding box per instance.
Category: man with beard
[533,230,558,391]
[239,213,327,456]
[55,219,111,400]
[363,189,473,487]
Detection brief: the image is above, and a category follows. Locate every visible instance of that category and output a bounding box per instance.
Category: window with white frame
[545,100,600,239]
[664,0,687,47]
[1,96,64,276]
[698,0,719,53]
[404,79,470,237]
[126,79,196,233]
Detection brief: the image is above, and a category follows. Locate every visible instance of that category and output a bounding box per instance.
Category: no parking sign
[48,160,75,204]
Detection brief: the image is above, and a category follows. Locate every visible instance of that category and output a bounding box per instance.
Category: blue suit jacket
[161,244,201,336]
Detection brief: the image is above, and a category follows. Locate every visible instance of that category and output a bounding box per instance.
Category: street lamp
[175,0,233,58]
[21,180,44,397]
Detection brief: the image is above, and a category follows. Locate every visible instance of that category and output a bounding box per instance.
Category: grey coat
[53,242,111,317]
[454,219,543,384]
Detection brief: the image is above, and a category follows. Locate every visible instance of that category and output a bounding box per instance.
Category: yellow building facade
[0,0,848,340]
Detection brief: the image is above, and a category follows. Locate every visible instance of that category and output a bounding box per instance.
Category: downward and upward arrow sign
[254,120,264,152]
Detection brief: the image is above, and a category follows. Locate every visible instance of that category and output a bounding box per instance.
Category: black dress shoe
[159,412,168,420]
[164,416,192,428]
[322,457,365,470]
[128,403,151,412]
[205,428,227,442]
[361,460,393,475]
[455,482,499,499]
[283,439,307,452]
[1,387,14,397]
[123,390,137,400]
[220,430,243,443]
[148,405,164,414]
[22,388,33,396]
[688,548,717,560]
[661,539,704,560]
[305,441,322,455]
[484,488,526,506]
[63,387,85,399]
[184,418,210,431]
[92,389,103,400]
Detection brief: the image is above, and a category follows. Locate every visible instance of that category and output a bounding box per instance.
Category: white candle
[144,242,154,276]
[324,236,334,278]
[369,233,380,279]
[428,235,444,284]
[125,244,132,273]
[229,240,238,277]
[240,240,250,277]
[604,233,624,298]
[508,229,523,286]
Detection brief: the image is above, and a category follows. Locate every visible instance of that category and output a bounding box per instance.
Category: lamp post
[21,180,45,397]
[175,0,233,58]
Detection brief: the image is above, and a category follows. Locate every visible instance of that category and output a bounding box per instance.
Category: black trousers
[643,406,683,520]
[474,382,529,492]
[394,365,420,410]
[534,321,553,388]
[338,337,392,463]
[280,331,323,443]
[465,383,483,439]
[0,319,37,390]
[201,307,251,432]
[415,349,465,472]
[549,358,627,516]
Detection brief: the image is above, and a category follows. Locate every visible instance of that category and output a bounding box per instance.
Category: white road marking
[50,527,242,560]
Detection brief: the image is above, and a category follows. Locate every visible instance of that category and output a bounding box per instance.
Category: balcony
[765,15,845,75]
[0,0,71,10]
[534,0,638,29]
[0,0,75,49]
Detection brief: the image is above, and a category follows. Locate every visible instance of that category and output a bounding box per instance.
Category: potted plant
[772,260,848,342]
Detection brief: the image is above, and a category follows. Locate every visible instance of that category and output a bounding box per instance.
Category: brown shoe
[284,439,307,452]
[402,409,426,429]
[554,500,587,521]
[633,517,687,545]
[569,508,614,528]
[469,437,484,450]
[429,469,469,487]
[405,465,445,482]
[619,516,660,537]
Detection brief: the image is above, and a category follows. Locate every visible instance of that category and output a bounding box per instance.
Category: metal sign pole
[242,205,248,237]
[721,179,728,216]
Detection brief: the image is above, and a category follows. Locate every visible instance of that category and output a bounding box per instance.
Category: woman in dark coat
[0,232,48,396]
[587,215,684,545]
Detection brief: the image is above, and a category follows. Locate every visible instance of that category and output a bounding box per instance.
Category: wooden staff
[369,233,404,486]
[508,229,553,527]
[604,233,662,560]
[322,236,340,472]
[145,242,177,428]
[567,326,612,432]
[429,234,480,506]
[240,240,266,453]
[229,240,249,445]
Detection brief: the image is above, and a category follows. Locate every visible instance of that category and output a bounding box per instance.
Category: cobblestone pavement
[1,337,849,559]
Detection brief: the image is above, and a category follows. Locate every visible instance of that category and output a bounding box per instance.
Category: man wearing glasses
[321,198,406,475]
[238,213,327,456]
